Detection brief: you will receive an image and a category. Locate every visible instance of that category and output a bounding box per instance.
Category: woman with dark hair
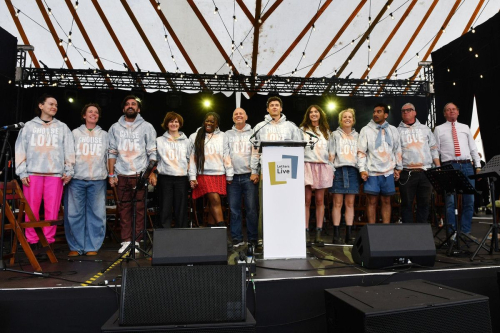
[156,111,191,228]
[15,94,75,245]
[189,112,233,231]
[64,103,108,256]
[300,105,334,247]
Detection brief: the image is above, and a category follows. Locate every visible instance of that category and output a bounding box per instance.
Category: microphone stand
[0,130,48,277]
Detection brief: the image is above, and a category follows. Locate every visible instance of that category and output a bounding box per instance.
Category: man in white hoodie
[226,108,258,248]
[108,95,157,254]
[250,96,302,246]
[358,103,402,224]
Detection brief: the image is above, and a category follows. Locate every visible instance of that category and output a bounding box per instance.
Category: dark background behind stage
[432,12,500,161]
[3,87,428,138]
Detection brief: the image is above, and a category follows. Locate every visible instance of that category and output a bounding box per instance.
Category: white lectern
[260,140,307,259]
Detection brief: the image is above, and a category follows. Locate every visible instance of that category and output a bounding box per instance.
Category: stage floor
[1,216,499,289]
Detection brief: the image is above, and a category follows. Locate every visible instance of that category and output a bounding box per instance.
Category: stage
[0,216,499,333]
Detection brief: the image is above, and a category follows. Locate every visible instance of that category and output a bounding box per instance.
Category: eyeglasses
[401,108,414,113]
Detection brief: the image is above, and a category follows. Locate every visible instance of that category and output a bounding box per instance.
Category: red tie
[452,122,461,157]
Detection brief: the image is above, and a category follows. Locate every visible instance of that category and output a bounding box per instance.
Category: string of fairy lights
[6,0,495,90]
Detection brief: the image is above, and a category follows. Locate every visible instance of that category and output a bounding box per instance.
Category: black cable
[256,312,325,328]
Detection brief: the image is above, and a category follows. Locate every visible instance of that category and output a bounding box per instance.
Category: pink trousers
[23,175,64,244]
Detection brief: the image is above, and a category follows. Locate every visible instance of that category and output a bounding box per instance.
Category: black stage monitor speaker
[120,265,246,326]
[152,228,227,265]
[325,279,492,333]
[351,223,436,268]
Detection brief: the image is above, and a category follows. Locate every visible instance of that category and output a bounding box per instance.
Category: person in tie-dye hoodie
[156,111,191,229]
[107,95,157,254]
[15,94,75,245]
[189,112,233,242]
[64,103,108,257]
[397,103,440,224]
[300,105,334,247]
[226,108,258,249]
[357,103,402,224]
[329,108,359,245]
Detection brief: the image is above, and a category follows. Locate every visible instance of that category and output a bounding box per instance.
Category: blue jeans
[445,162,475,234]
[227,173,258,241]
[64,179,107,253]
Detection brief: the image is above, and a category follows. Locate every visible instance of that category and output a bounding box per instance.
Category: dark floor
[1,214,499,289]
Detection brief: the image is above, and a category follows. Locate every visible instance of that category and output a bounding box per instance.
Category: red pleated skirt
[192,175,227,199]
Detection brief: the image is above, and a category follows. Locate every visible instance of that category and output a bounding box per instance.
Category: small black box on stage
[152,228,227,265]
[351,223,436,268]
[325,279,492,333]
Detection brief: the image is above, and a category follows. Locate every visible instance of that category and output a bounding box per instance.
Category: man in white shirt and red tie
[434,102,481,240]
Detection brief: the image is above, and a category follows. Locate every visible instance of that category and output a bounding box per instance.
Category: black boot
[314,228,324,247]
[345,226,355,245]
[332,226,343,244]
[306,229,312,247]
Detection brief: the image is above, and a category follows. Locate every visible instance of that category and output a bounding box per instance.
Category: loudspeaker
[104,309,255,332]
[325,279,492,333]
[351,224,436,268]
[120,265,246,326]
[152,228,227,265]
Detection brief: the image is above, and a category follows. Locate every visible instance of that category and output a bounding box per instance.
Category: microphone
[305,131,319,139]
[249,117,274,148]
[1,122,24,131]
[136,160,158,189]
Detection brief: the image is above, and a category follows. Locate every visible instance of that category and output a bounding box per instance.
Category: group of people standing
[14,93,481,257]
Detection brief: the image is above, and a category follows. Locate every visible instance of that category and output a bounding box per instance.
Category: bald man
[225,108,258,249]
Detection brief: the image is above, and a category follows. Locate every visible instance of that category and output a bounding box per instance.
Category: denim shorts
[329,166,360,194]
[363,173,396,196]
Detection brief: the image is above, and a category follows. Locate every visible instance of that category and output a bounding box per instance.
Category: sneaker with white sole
[232,240,245,248]
[118,241,140,254]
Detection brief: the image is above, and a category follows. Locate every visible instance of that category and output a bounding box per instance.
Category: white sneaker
[118,241,140,254]
[118,241,131,254]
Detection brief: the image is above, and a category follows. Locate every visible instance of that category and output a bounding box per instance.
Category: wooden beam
[187,0,250,94]
[292,0,365,94]
[324,0,393,94]
[351,0,417,95]
[376,0,438,95]
[461,0,485,35]
[91,0,135,72]
[5,0,40,68]
[150,0,207,90]
[406,0,461,87]
[260,0,283,24]
[251,0,262,90]
[65,0,113,89]
[236,0,254,23]
[254,0,333,94]
[121,0,175,90]
[35,0,81,87]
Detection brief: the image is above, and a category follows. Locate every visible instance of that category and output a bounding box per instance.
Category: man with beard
[357,103,402,224]
[108,95,157,254]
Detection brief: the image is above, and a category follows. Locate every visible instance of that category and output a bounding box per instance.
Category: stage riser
[0,267,499,333]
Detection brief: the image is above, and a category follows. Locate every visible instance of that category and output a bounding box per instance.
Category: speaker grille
[120,265,246,326]
[365,302,491,333]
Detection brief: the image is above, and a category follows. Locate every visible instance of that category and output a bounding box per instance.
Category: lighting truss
[20,68,430,97]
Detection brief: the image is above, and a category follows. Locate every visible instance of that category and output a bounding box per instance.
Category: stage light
[327,102,336,112]
[68,97,74,103]
[203,99,211,108]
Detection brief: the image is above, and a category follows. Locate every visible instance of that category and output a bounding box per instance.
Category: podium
[260,140,307,259]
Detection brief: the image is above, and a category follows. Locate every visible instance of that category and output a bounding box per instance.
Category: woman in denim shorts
[329,108,359,245]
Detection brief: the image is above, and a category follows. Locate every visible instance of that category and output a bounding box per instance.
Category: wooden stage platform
[0,217,499,332]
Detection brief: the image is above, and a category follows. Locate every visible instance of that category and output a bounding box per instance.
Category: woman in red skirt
[189,112,233,228]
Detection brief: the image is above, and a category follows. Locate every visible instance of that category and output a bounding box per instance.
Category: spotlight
[203,99,211,108]
[327,102,336,112]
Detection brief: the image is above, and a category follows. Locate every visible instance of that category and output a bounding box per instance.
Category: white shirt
[434,121,480,167]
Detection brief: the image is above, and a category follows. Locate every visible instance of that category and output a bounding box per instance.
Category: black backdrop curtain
[432,12,500,161]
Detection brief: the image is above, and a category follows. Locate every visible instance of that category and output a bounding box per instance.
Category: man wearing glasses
[434,102,481,239]
[397,103,440,223]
